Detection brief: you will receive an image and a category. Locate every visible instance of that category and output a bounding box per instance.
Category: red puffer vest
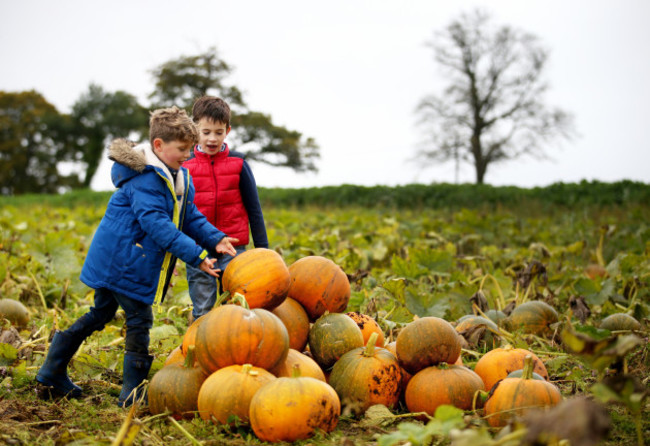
[183,144,250,246]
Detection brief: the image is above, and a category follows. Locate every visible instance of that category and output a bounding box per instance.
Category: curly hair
[149,106,198,146]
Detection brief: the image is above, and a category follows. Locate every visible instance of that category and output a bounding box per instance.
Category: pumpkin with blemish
[346,311,385,347]
[221,248,290,310]
[308,312,364,371]
[197,363,275,425]
[287,256,350,320]
[249,366,341,442]
[271,297,310,352]
[455,314,500,351]
[405,363,484,416]
[474,346,548,391]
[149,346,207,419]
[328,332,401,415]
[195,301,289,374]
[384,341,412,396]
[484,355,562,427]
[395,316,461,375]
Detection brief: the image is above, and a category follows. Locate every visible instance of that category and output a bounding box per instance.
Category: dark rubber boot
[117,351,153,407]
[35,331,83,397]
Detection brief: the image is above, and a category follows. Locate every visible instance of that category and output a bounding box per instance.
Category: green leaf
[404,286,449,318]
[0,342,18,366]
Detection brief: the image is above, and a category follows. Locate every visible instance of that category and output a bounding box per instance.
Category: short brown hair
[192,96,231,127]
[149,106,198,146]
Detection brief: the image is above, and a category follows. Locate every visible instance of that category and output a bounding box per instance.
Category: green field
[0,183,648,445]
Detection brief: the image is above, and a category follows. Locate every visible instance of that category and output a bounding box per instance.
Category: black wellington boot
[117,351,153,407]
[35,330,83,397]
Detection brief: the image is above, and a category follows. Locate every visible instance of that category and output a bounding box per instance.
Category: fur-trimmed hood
[108,139,184,197]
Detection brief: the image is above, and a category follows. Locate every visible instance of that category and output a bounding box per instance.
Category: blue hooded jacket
[80,139,226,306]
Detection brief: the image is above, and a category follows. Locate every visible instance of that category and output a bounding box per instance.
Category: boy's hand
[216,237,239,257]
[199,257,221,277]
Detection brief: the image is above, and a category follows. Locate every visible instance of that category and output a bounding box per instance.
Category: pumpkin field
[0,185,649,445]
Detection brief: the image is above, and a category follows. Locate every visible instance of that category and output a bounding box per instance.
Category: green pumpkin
[308,312,364,370]
[505,301,558,335]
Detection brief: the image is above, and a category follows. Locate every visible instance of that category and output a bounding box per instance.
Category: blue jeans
[64,288,153,355]
[186,246,246,319]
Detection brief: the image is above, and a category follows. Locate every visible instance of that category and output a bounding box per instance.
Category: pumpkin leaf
[405,286,449,318]
[0,342,18,366]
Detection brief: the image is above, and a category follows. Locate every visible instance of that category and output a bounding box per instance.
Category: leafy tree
[71,84,148,187]
[149,47,319,172]
[0,90,80,194]
[416,9,575,184]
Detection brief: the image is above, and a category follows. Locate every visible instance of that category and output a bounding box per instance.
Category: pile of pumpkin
[146,248,573,441]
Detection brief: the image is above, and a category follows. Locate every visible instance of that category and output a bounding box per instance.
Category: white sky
[1,0,649,190]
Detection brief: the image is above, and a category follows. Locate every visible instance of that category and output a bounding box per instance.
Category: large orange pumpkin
[328,332,401,415]
[405,364,484,416]
[249,367,341,442]
[346,311,385,347]
[149,346,208,419]
[474,346,548,391]
[287,256,350,320]
[197,363,276,425]
[195,301,289,374]
[271,297,310,352]
[395,317,462,375]
[221,248,290,310]
[181,313,207,356]
[484,355,562,427]
[384,341,412,397]
[308,312,364,371]
[269,348,326,381]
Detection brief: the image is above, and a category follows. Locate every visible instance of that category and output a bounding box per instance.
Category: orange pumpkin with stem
[474,346,548,391]
[484,355,562,427]
[221,248,290,310]
[271,297,310,352]
[287,256,350,320]
[197,363,275,425]
[249,365,341,442]
[269,348,326,382]
[149,346,208,419]
[328,332,401,415]
[195,293,289,374]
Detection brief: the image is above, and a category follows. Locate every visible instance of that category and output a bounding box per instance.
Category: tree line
[1,9,575,194]
[0,48,319,195]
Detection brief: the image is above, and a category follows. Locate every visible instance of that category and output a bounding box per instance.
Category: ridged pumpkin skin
[484,360,562,427]
[149,347,207,419]
[346,311,385,347]
[328,334,401,415]
[195,303,289,374]
[505,301,559,335]
[474,347,548,391]
[197,364,276,425]
[271,297,310,352]
[269,349,326,382]
[182,314,207,355]
[222,248,290,310]
[308,312,364,371]
[288,256,351,320]
[249,374,341,442]
[395,317,462,375]
[384,341,413,396]
[599,313,642,331]
[405,364,484,416]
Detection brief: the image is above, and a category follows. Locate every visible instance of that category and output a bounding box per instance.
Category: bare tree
[416,9,575,184]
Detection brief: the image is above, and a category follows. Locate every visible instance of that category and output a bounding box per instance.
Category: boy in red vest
[183,96,268,320]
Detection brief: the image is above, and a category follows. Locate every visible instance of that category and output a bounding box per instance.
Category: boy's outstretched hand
[199,257,221,277]
[216,237,239,257]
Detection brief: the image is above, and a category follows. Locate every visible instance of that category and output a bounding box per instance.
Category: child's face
[197,118,231,155]
[153,139,193,170]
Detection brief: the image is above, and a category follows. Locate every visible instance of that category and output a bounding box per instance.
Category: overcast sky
[1,0,649,190]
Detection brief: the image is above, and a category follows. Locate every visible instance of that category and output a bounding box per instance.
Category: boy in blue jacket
[36,106,238,407]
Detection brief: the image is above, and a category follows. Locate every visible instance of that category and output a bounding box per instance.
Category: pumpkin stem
[291,363,302,378]
[231,292,250,310]
[522,355,534,380]
[184,345,196,369]
[242,363,253,375]
[363,332,379,356]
